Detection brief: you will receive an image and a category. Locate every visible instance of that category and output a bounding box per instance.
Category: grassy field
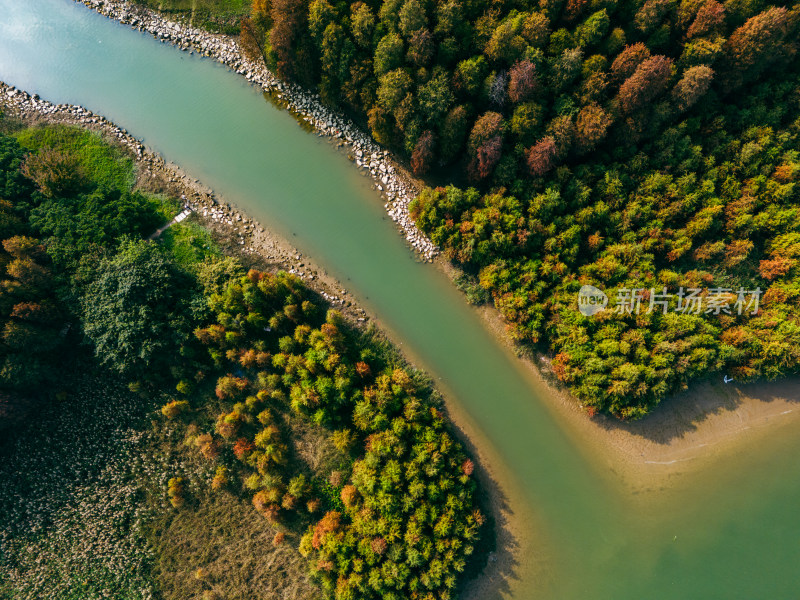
[0,369,323,600]
[0,373,160,600]
[132,0,251,34]
[16,125,136,193]
[146,412,325,600]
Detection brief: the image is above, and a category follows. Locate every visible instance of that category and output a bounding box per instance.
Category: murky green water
[1,1,799,597]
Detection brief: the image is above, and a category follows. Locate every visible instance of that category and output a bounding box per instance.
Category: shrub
[161,399,189,419]
[167,477,185,508]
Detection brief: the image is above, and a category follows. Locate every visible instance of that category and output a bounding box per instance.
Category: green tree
[350,2,376,48]
[29,186,163,271]
[377,68,414,112]
[438,105,470,163]
[81,238,196,377]
[510,102,544,145]
[0,134,33,203]
[455,56,488,96]
[374,33,405,76]
[575,9,610,48]
[398,0,427,37]
[417,68,454,125]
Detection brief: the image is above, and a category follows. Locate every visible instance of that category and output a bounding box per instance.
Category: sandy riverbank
[445,257,800,494]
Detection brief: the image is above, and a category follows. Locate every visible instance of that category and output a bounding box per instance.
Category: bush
[161,399,190,419]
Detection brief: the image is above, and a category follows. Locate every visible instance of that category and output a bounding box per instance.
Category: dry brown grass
[286,416,349,478]
[148,490,318,600]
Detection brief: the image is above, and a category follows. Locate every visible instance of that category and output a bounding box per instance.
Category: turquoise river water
[1,1,799,597]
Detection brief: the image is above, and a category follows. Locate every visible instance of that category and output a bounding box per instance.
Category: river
[1,1,799,597]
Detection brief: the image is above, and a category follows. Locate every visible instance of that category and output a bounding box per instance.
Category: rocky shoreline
[0,81,368,320]
[72,0,438,260]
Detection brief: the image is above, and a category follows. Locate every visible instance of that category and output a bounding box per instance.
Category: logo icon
[577,285,608,317]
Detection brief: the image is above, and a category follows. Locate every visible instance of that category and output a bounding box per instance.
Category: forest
[228,0,800,418]
[0,118,483,599]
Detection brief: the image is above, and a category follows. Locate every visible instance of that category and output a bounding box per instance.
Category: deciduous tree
[671,65,714,111]
[526,137,557,176]
[81,239,195,377]
[508,59,537,103]
[617,55,674,113]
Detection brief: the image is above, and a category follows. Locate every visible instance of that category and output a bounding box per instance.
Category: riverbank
[0,83,531,600]
[72,0,438,261]
[0,80,370,320]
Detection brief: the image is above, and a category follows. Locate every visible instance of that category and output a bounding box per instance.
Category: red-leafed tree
[616,55,673,114]
[685,0,725,39]
[759,256,793,281]
[411,130,435,175]
[240,17,265,63]
[311,511,342,549]
[721,7,793,90]
[472,136,503,180]
[508,59,537,103]
[467,112,504,180]
[270,0,309,81]
[468,112,503,153]
[565,0,589,22]
[526,137,557,176]
[610,43,651,83]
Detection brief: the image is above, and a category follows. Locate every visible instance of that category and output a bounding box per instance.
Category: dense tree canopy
[190,270,482,600]
[411,73,800,418]
[244,0,797,184]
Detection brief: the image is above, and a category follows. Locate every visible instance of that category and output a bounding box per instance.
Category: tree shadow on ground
[590,375,800,446]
